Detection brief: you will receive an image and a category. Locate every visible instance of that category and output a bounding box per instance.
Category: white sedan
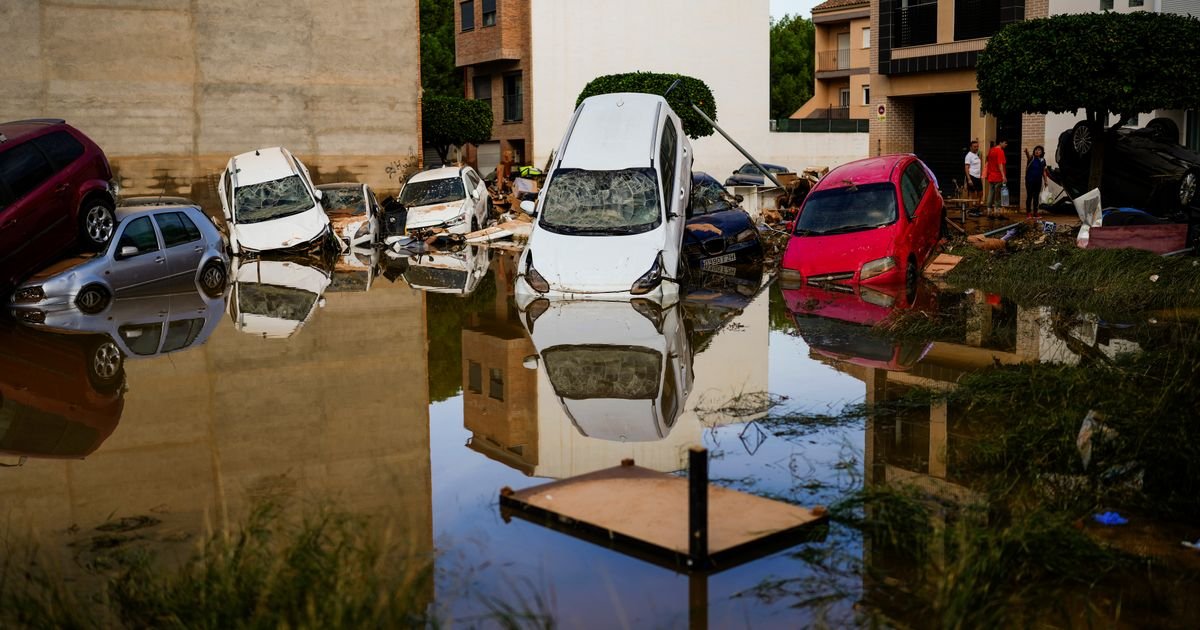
[395,166,490,239]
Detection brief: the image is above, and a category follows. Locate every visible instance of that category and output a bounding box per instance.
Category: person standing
[984,139,1008,219]
[964,139,983,207]
[1023,145,1048,220]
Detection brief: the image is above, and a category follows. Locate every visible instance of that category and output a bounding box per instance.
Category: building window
[482,0,496,26]
[862,27,870,48]
[839,88,851,108]
[503,72,523,122]
[863,86,871,105]
[460,0,474,31]
[468,361,482,393]
[1128,0,1143,6]
[954,0,1002,40]
[1100,0,1113,9]
[489,367,504,401]
[472,74,492,107]
[896,0,938,47]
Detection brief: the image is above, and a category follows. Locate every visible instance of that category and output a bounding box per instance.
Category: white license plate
[701,252,737,267]
[705,263,737,276]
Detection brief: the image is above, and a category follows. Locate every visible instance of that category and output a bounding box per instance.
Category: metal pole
[688,103,786,190]
[688,446,709,569]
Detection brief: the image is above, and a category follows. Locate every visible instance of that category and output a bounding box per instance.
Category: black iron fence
[773,118,869,133]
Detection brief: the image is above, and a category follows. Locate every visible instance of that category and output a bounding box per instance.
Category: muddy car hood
[405,201,468,229]
[684,209,754,244]
[232,205,328,252]
[328,212,368,234]
[782,224,900,281]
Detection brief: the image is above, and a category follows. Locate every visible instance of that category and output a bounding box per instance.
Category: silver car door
[154,211,206,287]
[109,215,169,296]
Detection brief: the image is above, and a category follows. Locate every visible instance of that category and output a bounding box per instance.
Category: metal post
[688,446,709,569]
[688,103,786,190]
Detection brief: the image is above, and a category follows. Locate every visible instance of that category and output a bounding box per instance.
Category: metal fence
[773,118,869,133]
[816,49,852,71]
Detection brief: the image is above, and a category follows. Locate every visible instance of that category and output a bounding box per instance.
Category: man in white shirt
[964,139,982,206]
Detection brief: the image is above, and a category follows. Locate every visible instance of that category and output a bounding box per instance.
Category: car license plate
[705,263,737,276]
[701,252,737,267]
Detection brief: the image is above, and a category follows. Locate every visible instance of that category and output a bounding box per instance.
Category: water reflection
[229,256,331,339]
[785,283,934,372]
[391,244,490,296]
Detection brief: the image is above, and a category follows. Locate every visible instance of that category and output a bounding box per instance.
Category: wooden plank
[923,253,963,279]
[501,464,826,566]
[1084,224,1187,254]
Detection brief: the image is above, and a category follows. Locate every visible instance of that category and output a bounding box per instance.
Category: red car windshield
[794,183,898,236]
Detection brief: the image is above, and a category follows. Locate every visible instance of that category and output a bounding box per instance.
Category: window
[468,361,482,393]
[162,319,205,353]
[1128,0,1144,6]
[32,131,84,171]
[1100,0,1113,9]
[460,0,474,31]
[863,86,871,105]
[900,162,929,219]
[862,27,870,48]
[0,143,54,202]
[659,120,677,210]
[154,212,202,248]
[489,367,504,401]
[503,72,523,122]
[482,0,496,26]
[839,88,851,108]
[116,216,160,256]
[119,323,162,356]
[472,74,492,107]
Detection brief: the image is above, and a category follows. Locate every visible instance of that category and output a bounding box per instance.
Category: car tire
[1069,121,1099,159]
[905,256,918,302]
[1177,170,1198,209]
[78,197,116,250]
[1146,117,1180,145]
[76,284,110,314]
[198,260,227,298]
[86,337,125,394]
[471,216,480,233]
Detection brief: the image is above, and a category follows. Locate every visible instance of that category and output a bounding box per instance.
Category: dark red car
[0,119,118,288]
[780,154,943,293]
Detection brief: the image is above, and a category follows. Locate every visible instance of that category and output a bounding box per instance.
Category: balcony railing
[809,105,851,120]
[816,49,853,72]
[895,2,938,48]
[773,118,869,133]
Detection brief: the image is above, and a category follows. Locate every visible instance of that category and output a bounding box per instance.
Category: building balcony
[817,49,852,72]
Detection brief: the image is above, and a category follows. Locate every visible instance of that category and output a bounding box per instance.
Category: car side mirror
[522,355,540,370]
[118,245,138,258]
[785,220,795,233]
[520,200,536,216]
[313,189,324,201]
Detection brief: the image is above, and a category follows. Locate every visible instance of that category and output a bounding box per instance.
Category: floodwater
[3,179,1199,627]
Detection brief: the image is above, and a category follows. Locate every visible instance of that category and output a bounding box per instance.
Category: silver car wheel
[1072,125,1093,156]
[86,205,115,243]
[202,265,223,289]
[1180,172,1197,206]
[78,288,105,310]
[93,342,122,379]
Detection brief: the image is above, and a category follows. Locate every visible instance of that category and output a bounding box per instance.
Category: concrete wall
[0,0,422,195]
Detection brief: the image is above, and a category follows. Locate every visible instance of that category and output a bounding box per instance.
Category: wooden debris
[923,253,963,279]
[1083,224,1187,255]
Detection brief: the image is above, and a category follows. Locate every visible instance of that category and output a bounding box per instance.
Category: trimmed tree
[422,95,493,165]
[576,72,717,139]
[977,11,1200,187]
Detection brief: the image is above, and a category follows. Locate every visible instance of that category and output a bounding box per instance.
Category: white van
[515,93,693,303]
[218,147,331,255]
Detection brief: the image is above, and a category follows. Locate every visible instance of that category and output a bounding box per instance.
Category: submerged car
[395,166,489,238]
[780,154,943,292]
[520,298,693,442]
[516,92,693,303]
[0,118,119,288]
[317,182,381,250]
[9,202,228,322]
[228,257,330,339]
[684,172,762,271]
[218,147,330,255]
[1053,118,1200,227]
[395,244,490,296]
[725,162,789,187]
[329,247,380,293]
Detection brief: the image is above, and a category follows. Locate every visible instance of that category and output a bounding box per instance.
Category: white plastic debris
[1049,262,1063,271]
[1150,274,1160,283]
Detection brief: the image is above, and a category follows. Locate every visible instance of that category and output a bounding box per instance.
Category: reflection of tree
[767,283,800,336]
[425,273,497,402]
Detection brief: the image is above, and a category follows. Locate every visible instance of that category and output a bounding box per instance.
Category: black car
[724,162,790,187]
[1053,118,1199,226]
[683,173,763,271]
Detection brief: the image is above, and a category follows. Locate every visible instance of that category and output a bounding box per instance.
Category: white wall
[528,0,865,178]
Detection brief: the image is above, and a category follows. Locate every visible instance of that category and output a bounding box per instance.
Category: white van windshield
[539,168,662,236]
[234,176,315,224]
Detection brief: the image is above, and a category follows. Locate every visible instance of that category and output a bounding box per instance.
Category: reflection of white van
[521,299,693,442]
[218,147,330,255]
[228,257,330,339]
[515,93,693,303]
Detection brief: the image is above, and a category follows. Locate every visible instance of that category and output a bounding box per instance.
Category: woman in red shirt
[985,139,1008,218]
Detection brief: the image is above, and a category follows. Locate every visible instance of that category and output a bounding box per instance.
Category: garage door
[476,142,501,179]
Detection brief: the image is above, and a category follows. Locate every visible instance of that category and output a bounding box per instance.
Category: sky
[770,0,821,20]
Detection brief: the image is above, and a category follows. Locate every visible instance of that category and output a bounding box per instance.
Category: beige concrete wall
[0,0,422,195]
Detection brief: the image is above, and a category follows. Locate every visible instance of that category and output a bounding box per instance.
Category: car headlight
[630,253,664,295]
[735,227,758,243]
[444,214,466,227]
[353,221,371,238]
[860,256,897,281]
[859,286,895,308]
[13,309,45,324]
[524,254,550,293]
[779,268,802,288]
[12,286,45,303]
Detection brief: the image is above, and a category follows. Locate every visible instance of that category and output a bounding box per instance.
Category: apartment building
[792,0,873,125]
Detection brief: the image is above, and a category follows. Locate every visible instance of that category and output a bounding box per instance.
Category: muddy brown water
[1,179,1197,627]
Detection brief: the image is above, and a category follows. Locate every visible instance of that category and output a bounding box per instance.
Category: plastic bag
[999,184,1010,207]
[1040,188,1053,205]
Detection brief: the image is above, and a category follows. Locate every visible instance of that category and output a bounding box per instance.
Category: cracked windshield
[3,1,1200,628]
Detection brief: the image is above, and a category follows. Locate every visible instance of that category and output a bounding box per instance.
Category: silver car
[9,202,229,323]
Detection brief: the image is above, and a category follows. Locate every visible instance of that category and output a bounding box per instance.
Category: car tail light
[779,268,802,288]
[630,253,664,295]
[524,254,550,293]
[860,256,896,281]
[12,286,45,303]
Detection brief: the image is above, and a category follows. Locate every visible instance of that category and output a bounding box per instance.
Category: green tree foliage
[770,14,815,120]
[420,0,461,99]
[575,72,717,139]
[978,12,1200,124]
[422,95,493,164]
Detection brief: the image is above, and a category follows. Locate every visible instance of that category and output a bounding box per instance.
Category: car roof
[812,155,909,192]
[559,93,667,170]
[316,182,365,190]
[692,171,722,185]
[230,147,297,186]
[408,166,465,183]
[0,119,68,145]
[115,202,201,221]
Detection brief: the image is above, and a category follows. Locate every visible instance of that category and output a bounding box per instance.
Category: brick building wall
[869,96,915,157]
[457,0,533,167]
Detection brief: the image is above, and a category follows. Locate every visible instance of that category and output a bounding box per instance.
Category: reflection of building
[1,280,433,569]
[793,0,872,126]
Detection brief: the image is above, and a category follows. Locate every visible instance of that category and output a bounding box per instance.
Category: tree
[575,72,717,139]
[420,0,461,99]
[770,14,815,120]
[978,12,1200,186]
[422,95,493,164]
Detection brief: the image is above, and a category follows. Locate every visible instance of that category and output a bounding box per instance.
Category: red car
[0,119,118,288]
[780,154,943,292]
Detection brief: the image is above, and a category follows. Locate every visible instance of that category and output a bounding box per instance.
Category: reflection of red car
[783,283,934,372]
[0,322,124,461]
[780,155,943,292]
